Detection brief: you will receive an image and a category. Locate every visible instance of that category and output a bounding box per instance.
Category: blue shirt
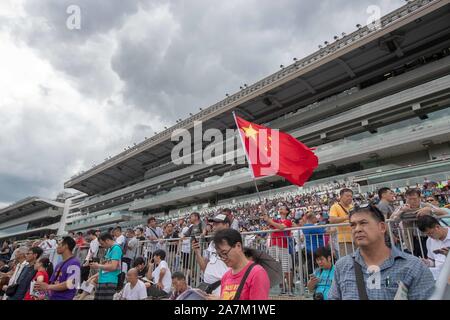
[302,223,326,253]
[329,247,435,300]
[98,244,123,284]
[313,266,335,300]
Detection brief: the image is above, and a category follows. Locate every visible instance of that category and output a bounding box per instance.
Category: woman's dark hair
[172,272,186,280]
[99,232,114,242]
[30,247,44,259]
[417,215,441,232]
[61,236,76,252]
[213,228,242,248]
[38,257,54,278]
[153,249,166,260]
[314,246,332,261]
[133,257,145,267]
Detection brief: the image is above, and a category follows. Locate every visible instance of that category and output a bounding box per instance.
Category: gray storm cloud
[0,0,404,205]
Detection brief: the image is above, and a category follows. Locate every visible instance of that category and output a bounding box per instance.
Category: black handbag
[5,283,18,297]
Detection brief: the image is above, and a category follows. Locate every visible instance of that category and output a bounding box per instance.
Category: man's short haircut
[340,188,353,197]
[314,246,332,261]
[114,226,122,232]
[136,227,144,233]
[61,236,76,252]
[99,232,114,242]
[417,215,441,232]
[172,272,186,280]
[147,217,156,224]
[76,232,83,236]
[86,229,96,236]
[190,212,200,220]
[166,222,174,228]
[377,187,391,200]
[213,228,242,248]
[405,188,421,197]
[29,246,43,258]
[153,249,166,260]
[133,257,145,267]
[16,246,29,255]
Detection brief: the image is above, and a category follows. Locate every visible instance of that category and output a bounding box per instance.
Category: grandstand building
[0,195,67,241]
[61,0,450,233]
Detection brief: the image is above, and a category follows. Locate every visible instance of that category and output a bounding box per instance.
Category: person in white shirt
[121,268,147,300]
[192,214,230,295]
[418,215,450,279]
[123,229,139,269]
[180,224,191,275]
[145,217,163,257]
[146,249,172,298]
[2,247,28,300]
[114,227,126,250]
[84,230,100,264]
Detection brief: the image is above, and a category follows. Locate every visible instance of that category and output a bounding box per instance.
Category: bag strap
[52,256,73,284]
[233,263,257,300]
[338,203,350,215]
[353,257,369,300]
[205,280,222,294]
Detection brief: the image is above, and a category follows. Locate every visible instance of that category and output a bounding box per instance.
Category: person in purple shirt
[35,236,81,300]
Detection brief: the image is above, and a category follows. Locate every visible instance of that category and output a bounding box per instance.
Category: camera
[313,292,324,300]
[88,257,100,264]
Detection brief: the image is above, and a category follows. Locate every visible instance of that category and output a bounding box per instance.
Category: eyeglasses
[215,246,234,261]
[350,203,385,222]
[426,199,435,203]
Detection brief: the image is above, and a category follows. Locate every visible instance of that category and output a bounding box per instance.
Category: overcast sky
[0,0,405,208]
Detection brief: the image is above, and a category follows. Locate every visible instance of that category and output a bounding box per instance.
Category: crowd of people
[1,178,449,300]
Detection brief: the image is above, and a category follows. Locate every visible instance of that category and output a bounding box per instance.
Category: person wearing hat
[221,208,240,231]
[192,214,230,295]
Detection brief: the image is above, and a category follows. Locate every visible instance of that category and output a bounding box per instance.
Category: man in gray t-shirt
[376,187,396,219]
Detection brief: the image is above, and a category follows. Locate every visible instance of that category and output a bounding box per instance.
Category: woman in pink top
[213,228,270,300]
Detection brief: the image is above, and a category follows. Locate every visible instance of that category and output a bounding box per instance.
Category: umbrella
[243,247,283,287]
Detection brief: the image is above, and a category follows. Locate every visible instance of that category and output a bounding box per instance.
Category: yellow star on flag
[242,124,258,140]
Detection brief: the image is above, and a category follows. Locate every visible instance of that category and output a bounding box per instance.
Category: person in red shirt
[212,228,270,300]
[75,232,86,248]
[24,257,52,300]
[261,204,294,295]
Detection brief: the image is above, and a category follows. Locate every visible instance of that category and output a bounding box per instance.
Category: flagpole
[232,111,263,203]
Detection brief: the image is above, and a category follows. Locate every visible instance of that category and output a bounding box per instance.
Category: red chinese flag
[234,115,318,187]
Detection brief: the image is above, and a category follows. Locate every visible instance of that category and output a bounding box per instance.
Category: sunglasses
[350,203,385,222]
